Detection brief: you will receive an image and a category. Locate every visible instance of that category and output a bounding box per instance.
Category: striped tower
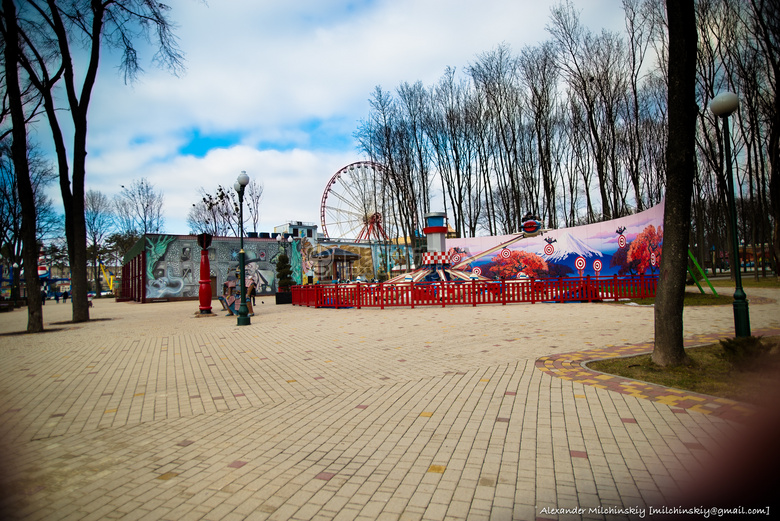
[422,212,450,266]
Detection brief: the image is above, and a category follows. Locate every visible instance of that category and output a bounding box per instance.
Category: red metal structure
[292,275,658,309]
[197,233,213,314]
[120,254,147,303]
[320,161,393,242]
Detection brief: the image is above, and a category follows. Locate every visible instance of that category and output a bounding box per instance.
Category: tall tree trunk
[46,0,106,322]
[3,0,44,332]
[653,1,697,366]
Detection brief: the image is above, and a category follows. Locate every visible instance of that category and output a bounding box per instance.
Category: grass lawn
[708,276,779,289]
[627,291,733,306]
[594,278,779,404]
[588,336,780,407]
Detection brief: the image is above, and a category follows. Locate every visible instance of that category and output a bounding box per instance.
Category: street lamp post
[710,91,750,337]
[11,262,19,308]
[12,262,19,307]
[234,171,251,326]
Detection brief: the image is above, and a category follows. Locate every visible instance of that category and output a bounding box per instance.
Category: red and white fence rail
[292,275,658,309]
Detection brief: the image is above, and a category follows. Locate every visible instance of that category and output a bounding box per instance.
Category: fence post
[613,274,619,301]
[586,275,591,302]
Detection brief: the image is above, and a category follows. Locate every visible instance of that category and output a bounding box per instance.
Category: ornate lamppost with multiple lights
[233,171,251,326]
[710,91,750,337]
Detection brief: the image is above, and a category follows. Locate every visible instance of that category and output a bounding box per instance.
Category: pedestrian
[54,292,60,303]
[41,289,46,305]
[62,290,69,303]
[248,277,257,305]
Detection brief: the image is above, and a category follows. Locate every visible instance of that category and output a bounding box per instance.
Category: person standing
[62,291,69,303]
[248,277,257,305]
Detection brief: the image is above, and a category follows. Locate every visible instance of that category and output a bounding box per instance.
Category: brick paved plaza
[1,290,779,520]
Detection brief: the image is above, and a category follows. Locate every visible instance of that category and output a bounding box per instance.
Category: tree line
[355,0,778,276]
[0,164,167,296]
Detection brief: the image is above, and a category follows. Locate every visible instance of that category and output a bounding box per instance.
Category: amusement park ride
[297,161,665,308]
[319,161,393,242]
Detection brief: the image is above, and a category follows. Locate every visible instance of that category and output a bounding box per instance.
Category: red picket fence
[291,274,658,309]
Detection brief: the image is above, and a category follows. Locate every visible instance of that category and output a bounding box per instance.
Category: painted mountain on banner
[539,232,603,263]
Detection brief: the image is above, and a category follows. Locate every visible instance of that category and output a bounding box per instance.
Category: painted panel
[144,235,305,299]
[447,201,664,280]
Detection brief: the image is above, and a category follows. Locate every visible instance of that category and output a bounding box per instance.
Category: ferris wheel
[320,161,395,242]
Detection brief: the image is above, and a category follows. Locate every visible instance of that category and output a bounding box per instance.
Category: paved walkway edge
[535,326,780,422]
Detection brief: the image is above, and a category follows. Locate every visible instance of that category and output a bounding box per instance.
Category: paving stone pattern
[1,290,778,520]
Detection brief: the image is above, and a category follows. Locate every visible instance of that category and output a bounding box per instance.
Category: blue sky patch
[180,129,244,157]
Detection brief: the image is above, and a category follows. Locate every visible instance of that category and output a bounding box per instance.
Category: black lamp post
[234,171,251,326]
[710,91,750,337]
[12,262,19,307]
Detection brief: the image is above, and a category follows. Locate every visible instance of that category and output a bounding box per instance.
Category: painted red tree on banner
[610,245,642,276]
[627,225,663,274]
[488,250,549,279]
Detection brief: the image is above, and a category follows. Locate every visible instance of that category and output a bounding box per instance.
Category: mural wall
[447,201,664,280]
[143,235,304,300]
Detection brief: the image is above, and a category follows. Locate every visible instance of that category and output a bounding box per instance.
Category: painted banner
[447,201,664,280]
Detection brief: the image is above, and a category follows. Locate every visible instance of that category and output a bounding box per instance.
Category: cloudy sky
[54,0,627,237]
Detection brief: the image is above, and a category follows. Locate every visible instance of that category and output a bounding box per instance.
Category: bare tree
[0,140,58,261]
[3,0,184,323]
[621,0,656,211]
[85,190,113,295]
[115,178,165,235]
[519,41,561,227]
[245,179,264,234]
[427,68,481,237]
[469,44,527,232]
[188,181,263,237]
[187,185,238,236]
[356,86,421,264]
[1,0,43,331]
[745,0,779,274]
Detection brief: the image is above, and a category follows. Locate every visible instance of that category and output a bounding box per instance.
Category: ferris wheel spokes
[320,161,394,242]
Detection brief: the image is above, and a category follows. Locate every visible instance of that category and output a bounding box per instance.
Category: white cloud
[66,0,628,237]
[108,146,358,235]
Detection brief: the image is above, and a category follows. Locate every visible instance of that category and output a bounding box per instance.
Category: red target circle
[500,248,511,259]
[651,252,657,266]
[452,253,461,263]
[472,267,482,275]
[618,235,627,248]
[544,243,554,256]
[575,256,586,270]
[593,259,602,272]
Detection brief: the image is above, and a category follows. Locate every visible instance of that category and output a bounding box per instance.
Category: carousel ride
[384,212,490,284]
